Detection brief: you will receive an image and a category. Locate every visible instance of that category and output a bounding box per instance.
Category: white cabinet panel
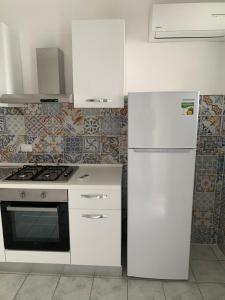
[0,209,5,262]
[5,250,70,264]
[70,209,121,266]
[72,19,125,108]
[68,189,121,210]
[128,148,196,279]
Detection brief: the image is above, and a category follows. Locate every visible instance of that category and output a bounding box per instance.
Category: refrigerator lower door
[128,148,196,279]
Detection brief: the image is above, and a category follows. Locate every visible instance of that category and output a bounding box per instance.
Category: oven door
[1,201,69,251]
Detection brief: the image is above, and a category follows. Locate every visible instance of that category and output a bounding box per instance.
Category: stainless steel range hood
[0,48,73,106]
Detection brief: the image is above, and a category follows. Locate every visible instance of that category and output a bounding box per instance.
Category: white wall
[0,0,224,95]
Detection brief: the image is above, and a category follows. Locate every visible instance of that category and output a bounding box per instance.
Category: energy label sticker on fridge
[181,100,194,116]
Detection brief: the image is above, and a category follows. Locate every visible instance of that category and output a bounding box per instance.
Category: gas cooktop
[4,165,79,182]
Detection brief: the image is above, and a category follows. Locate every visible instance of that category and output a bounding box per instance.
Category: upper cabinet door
[72,19,125,108]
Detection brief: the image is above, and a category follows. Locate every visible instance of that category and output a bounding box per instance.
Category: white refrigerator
[127,92,199,279]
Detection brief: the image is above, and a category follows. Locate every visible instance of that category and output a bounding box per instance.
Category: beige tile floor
[1,244,225,299]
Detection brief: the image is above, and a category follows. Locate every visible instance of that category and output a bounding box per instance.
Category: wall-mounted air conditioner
[149,3,225,42]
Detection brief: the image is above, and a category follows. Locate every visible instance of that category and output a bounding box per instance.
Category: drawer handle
[85,98,112,103]
[80,194,108,199]
[20,191,26,199]
[82,214,108,219]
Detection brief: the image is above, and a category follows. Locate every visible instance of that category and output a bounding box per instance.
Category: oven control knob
[20,191,26,199]
[41,192,47,199]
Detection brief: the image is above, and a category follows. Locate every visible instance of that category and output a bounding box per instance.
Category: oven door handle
[6,207,58,212]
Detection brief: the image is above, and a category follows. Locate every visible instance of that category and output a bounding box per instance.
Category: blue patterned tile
[221,117,225,136]
[216,174,223,193]
[0,108,6,115]
[64,136,83,154]
[101,111,121,135]
[83,117,100,135]
[64,153,82,164]
[82,153,101,163]
[119,154,127,165]
[6,107,24,115]
[191,226,216,244]
[101,136,119,155]
[197,136,221,155]
[199,116,221,136]
[0,135,26,163]
[41,103,63,115]
[217,156,224,174]
[192,210,213,227]
[100,154,119,164]
[81,108,102,116]
[195,174,216,192]
[42,136,64,154]
[25,116,45,136]
[24,104,42,115]
[193,192,215,212]
[0,116,6,133]
[200,95,223,115]
[63,109,84,136]
[27,153,63,164]
[196,156,219,174]
[41,116,64,136]
[6,115,25,135]
[83,136,100,153]
[29,135,64,154]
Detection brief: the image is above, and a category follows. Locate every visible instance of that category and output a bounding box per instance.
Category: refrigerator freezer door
[127,148,196,279]
[128,92,199,149]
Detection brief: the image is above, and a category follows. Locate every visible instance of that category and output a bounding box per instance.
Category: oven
[0,189,69,252]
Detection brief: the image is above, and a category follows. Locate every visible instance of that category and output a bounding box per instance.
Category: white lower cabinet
[69,209,121,266]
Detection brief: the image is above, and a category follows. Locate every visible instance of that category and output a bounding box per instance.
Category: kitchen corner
[0,164,122,273]
[0,1,225,299]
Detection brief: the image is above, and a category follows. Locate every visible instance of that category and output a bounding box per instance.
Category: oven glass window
[13,210,59,242]
[1,201,70,251]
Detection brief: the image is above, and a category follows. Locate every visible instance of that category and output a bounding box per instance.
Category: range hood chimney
[0,47,72,106]
[37,48,65,95]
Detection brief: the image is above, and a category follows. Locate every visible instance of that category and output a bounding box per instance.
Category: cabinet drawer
[69,209,121,266]
[68,189,121,209]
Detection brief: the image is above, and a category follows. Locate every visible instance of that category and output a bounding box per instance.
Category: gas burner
[4,165,79,182]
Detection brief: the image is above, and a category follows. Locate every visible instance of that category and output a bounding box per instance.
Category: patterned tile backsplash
[2,96,225,248]
[192,95,225,247]
[0,103,127,164]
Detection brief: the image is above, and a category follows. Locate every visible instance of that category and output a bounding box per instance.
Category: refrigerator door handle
[133,148,194,153]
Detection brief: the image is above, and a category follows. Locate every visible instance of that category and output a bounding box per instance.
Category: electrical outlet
[20,144,32,152]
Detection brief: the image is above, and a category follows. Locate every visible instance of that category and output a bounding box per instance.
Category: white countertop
[0,164,123,190]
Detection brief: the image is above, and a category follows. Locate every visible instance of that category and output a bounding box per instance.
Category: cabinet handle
[40,192,47,199]
[80,194,108,199]
[85,98,112,103]
[20,191,26,199]
[82,214,108,219]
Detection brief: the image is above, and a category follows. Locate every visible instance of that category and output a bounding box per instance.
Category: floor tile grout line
[162,281,167,300]
[89,276,95,300]
[127,277,128,300]
[190,264,197,282]
[51,274,61,300]
[13,273,29,300]
[196,282,205,300]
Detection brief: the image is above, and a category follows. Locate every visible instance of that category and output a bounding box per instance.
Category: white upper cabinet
[72,19,125,108]
[0,23,23,97]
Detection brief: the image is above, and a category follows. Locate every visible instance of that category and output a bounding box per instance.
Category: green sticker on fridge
[181,100,194,115]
